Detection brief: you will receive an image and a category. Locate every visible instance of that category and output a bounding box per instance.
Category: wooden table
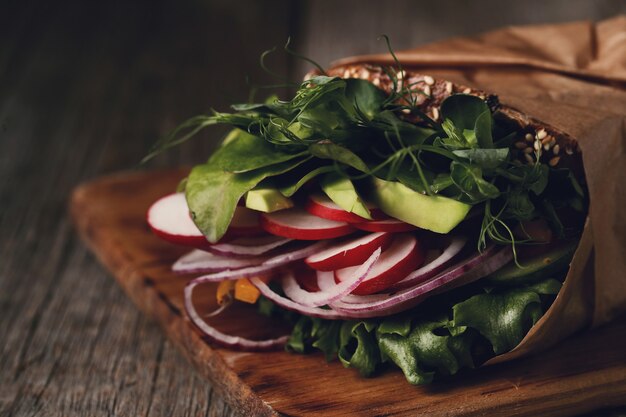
[1,1,625,416]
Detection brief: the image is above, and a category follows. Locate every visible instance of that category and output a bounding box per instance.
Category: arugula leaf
[186,156,309,242]
[214,130,308,173]
[320,172,372,219]
[308,141,369,172]
[450,161,500,202]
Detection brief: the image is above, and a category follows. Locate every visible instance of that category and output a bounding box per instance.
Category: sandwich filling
[146,64,586,384]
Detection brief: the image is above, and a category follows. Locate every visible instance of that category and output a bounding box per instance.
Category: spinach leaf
[474,110,494,148]
[277,165,335,197]
[214,130,308,173]
[440,94,491,133]
[452,148,509,170]
[309,141,369,172]
[344,78,386,120]
[186,156,310,242]
[450,161,500,202]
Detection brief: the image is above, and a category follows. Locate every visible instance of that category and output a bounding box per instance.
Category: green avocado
[320,172,372,220]
[487,240,578,285]
[245,188,294,213]
[369,178,471,233]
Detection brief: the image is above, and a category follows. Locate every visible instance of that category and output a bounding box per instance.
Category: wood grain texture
[70,169,626,417]
[2,0,626,416]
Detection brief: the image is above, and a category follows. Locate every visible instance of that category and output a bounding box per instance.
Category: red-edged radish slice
[283,248,381,307]
[353,218,417,233]
[330,245,512,318]
[148,193,263,248]
[260,208,355,240]
[207,236,292,257]
[335,234,424,295]
[387,236,467,291]
[173,250,266,274]
[305,232,392,271]
[147,193,208,248]
[305,193,386,223]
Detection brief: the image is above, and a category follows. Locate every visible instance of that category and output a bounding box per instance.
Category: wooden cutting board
[70,169,626,417]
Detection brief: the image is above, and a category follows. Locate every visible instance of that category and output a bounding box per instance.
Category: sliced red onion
[207,236,292,257]
[387,236,467,291]
[184,279,289,351]
[315,272,388,304]
[331,245,512,318]
[173,250,267,274]
[249,276,349,320]
[191,241,328,283]
[282,248,381,307]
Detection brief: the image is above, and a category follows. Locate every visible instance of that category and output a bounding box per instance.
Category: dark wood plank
[70,169,626,417]
[0,1,294,416]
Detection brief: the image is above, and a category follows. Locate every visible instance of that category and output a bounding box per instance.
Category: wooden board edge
[69,174,280,417]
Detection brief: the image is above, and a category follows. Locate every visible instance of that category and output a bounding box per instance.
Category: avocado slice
[487,240,578,285]
[245,188,294,213]
[320,172,372,220]
[368,178,471,233]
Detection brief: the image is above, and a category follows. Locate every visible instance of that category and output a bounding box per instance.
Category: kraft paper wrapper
[331,16,626,363]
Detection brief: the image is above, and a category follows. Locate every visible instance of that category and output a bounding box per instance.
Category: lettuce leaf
[283,277,562,384]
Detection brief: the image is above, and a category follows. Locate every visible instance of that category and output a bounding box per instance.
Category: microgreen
[145,39,586,250]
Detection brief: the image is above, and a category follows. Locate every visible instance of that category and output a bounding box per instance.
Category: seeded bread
[314,64,583,173]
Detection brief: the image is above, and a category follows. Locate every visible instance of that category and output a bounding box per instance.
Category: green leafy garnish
[283,277,562,384]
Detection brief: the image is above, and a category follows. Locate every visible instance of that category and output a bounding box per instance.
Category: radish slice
[184,280,289,351]
[147,193,207,248]
[282,248,381,307]
[191,241,328,282]
[317,274,389,304]
[353,218,417,233]
[260,208,355,240]
[249,276,348,319]
[148,193,264,248]
[387,236,467,291]
[335,234,424,295]
[305,232,392,271]
[173,250,267,274]
[305,193,386,223]
[207,236,292,257]
[331,245,512,318]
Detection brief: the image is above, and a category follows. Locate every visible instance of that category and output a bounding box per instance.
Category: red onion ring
[330,245,512,318]
[184,279,289,351]
[249,276,350,320]
[387,236,467,291]
[173,250,268,274]
[282,248,381,307]
[191,241,328,283]
[206,236,292,257]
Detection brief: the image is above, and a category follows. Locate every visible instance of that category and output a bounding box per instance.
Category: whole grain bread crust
[316,64,582,174]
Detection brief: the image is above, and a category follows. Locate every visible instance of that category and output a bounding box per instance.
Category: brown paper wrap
[329,16,626,363]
